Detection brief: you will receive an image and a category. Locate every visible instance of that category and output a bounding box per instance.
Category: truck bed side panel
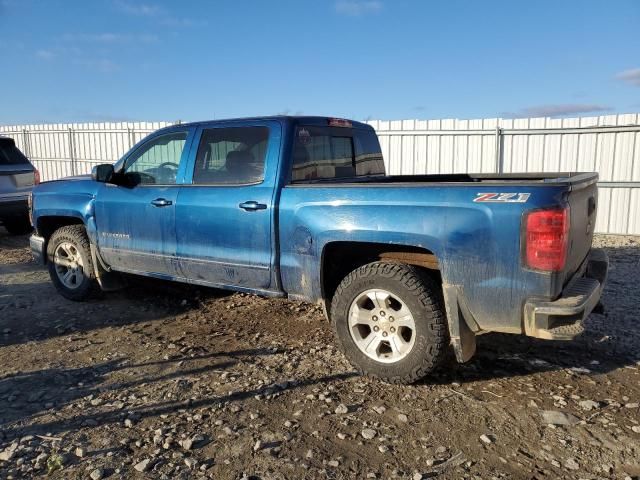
[279,184,567,333]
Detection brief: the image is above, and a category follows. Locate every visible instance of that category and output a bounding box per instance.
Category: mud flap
[321,299,331,321]
[90,244,125,292]
[442,284,477,363]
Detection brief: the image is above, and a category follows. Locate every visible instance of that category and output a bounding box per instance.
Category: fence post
[494,126,503,174]
[21,128,30,158]
[67,127,76,176]
[127,127,135,150]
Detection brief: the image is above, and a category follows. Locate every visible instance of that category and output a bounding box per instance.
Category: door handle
[239,201,267,211]
[151,198,173,207]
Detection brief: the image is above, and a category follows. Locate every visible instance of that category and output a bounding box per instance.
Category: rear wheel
[47,225,100,301]
[3,215,32,235]
[331,262,448,384]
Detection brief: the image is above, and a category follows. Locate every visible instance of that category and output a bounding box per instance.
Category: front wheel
[331,262,448,384]
[47,225,100,301]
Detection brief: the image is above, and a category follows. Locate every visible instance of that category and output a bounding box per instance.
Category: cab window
[192,127,269,185]
[123,132,188,185]
[291,126,384,182]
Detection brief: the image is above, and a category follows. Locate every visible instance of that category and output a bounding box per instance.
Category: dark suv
[0,136,38,235]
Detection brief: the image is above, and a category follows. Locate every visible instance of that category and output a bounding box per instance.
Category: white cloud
[115,1,163,16]
[504,104,612,118]
[335,0,382,16]
[36,46,120,73]
[35,49,56,60]
[159,16,205,28]
[615,68,640,87]
[115,1,203,27]
[84,58,120,73]
[61,32,159,44]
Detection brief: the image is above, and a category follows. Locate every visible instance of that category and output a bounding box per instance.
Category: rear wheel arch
[320,241,442,315]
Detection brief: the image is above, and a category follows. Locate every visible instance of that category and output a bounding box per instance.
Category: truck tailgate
[0,165,34,198]
[1,137,35,199]
[563,174,598,284]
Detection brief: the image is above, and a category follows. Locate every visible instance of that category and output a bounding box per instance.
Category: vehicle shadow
[0,229,31,251]
[425,242,640,386]
[0,271,233,347]
[0,349,356,439]
[0,347,288,436]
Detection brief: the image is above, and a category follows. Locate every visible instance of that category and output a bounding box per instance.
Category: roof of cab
[157,116,373,133]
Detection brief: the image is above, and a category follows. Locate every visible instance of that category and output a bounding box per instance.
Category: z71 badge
[474,193,531,203]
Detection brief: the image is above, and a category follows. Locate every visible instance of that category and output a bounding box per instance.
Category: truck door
[175,121,281,290]
[94,128,195,277]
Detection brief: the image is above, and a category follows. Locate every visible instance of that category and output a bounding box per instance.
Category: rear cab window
[291,124,384,182]
[0,139,30,165]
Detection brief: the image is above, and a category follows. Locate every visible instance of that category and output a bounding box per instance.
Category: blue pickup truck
[29,116,608,383]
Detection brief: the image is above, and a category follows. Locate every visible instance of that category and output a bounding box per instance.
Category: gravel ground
[0,229,639,479]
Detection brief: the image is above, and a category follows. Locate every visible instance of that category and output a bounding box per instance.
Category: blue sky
[0,0,639,124]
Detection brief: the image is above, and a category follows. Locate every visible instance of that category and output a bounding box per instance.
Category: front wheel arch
[36,215,85,261]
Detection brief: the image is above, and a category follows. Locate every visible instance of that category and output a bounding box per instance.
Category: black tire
[331,262,448,384]
[47,225,100,301]
[3,215,33,235]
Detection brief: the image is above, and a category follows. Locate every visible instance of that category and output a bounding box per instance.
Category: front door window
[123,132,188,185]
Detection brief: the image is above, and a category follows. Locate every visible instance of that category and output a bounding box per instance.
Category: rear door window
[0,139,29,165]
[192,127,269,185]
[291,126,384,182]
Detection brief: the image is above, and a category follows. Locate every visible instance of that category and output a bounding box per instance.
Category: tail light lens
[28,192,33,226]
[524,207,570,272]
[34,169,41,185]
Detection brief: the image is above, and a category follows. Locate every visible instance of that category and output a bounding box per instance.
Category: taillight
[34,169,41,185]
[28,192,33,227]
[524,207,570,272]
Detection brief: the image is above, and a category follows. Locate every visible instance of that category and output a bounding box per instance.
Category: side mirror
[92,164,115,183]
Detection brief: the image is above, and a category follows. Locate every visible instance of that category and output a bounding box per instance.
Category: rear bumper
[524,248,608,340]
[0,197,28,219]
[30,234,46,264]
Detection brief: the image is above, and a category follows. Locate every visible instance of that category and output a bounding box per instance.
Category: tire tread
[47,225,100,301]
[331,261,448,384]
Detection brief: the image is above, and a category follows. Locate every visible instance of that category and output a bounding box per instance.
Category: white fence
[1,114,639,235]
[0,122,177,181]
[368,114,640,235]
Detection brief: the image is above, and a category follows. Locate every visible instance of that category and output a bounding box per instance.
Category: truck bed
[292,172,598,187]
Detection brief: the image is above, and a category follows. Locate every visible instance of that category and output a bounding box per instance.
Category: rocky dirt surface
[0,229,639,480]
